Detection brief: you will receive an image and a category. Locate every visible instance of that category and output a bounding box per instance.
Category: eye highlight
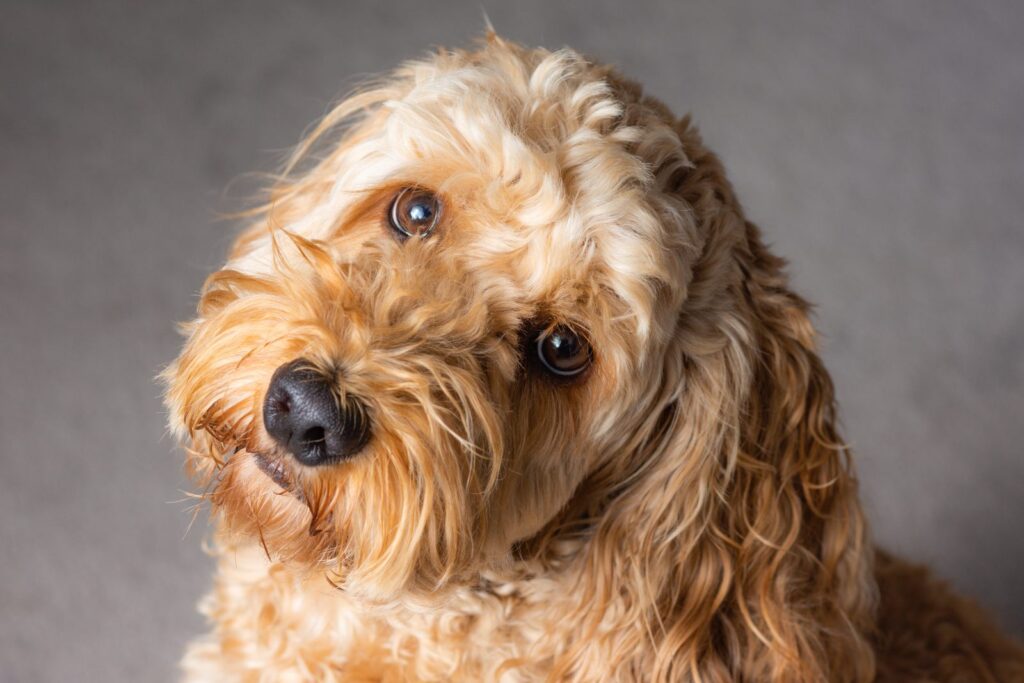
[389,187,441,239]
[535,326,592,378]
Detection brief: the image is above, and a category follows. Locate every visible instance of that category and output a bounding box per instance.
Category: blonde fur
[164,36,1024,682]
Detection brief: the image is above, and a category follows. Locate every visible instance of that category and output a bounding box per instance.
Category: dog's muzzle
[262,359,371,466]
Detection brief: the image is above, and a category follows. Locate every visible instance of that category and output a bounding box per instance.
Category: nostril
[300,426,325,445]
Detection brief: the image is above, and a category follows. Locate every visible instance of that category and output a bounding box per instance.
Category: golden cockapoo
[164,35,1024,682]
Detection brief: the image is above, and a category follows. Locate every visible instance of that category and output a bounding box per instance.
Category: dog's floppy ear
[718,218,878,680]
[550,123,877,681]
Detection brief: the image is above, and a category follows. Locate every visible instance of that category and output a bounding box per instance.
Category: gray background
[2,1,1022,680]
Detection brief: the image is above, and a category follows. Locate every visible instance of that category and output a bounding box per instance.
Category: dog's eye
[389,187,441,239]
[536,326,591,377]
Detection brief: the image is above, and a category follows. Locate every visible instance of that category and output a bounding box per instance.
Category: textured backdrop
[1,1,1022,680]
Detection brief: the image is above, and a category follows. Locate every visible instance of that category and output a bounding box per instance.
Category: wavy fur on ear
[531,121,877,682]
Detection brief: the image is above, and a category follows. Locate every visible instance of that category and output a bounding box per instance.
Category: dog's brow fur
[164,34,1024,682]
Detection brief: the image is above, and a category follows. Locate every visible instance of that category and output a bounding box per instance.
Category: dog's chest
[197,543,585,681]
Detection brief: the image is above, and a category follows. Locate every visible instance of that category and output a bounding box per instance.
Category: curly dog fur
[164,35,1024,681]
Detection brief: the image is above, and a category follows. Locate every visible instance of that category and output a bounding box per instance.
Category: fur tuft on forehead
[232,38,700,350]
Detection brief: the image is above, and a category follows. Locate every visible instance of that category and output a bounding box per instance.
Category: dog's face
[166,39,707,599]
[167,36,878,678]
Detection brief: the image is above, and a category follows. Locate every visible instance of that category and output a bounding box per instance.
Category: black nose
[262,359,371,466]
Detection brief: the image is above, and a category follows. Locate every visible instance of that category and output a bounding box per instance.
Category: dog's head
[166,36,875,680]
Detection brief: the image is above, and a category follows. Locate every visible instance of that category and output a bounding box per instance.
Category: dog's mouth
[253,451,299,495]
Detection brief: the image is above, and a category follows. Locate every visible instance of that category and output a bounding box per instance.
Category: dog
[164,34,1024,682]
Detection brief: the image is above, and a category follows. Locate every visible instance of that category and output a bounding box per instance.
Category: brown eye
[389,187,441,239]
[536,326,591,377]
